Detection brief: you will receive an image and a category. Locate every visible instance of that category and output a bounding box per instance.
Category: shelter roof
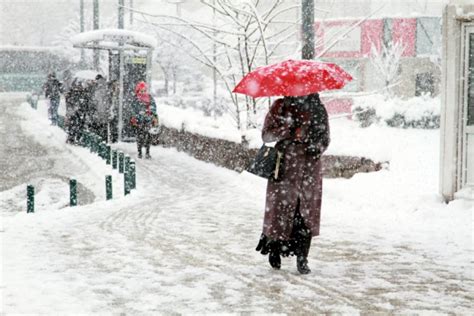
[71,29,157,51]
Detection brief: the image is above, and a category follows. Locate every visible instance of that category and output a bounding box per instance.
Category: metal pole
[212,0,217,120]
[130,0,134,25]
[93,0,100,71]
[112,149,118,169]
[118,0,125,141]
[27,185,34,213]
[124,172,131,195]
[301,0,315,60]
[118,49,124,142]
[125,155,130,173]
[119,151,124,173]
[80,0,85,66]
[106,145,111,164]
[146,51,152,85]
[130,160,136,189]
[118,0,124,29]
[106,175,113,200]
[124,155,130,189]
[70,179,77,207]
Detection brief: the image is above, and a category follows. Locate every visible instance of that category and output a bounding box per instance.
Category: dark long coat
[261,95,330,240]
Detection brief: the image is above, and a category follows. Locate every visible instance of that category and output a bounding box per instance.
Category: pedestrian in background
[255,93,330,274]
[65,78,91,144]
[130,81,158,159]
[91,74,109,141]
[43,72,63,125]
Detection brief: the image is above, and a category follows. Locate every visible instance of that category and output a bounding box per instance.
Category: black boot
[296,256,311,274]
[269,252,281,270]
[296,231,312,274]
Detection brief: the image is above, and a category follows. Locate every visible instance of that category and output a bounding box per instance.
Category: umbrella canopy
[232,59,353,98]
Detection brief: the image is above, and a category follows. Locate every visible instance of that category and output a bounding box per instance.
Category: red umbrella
[232,59,353,98]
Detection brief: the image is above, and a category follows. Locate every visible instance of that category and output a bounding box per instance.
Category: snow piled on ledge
[71,29,157,49]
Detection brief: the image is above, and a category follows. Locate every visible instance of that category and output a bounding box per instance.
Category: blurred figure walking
[90,74,109,141]
[130,81,158,159]
[65,78,92,144]
[43,72,63,125]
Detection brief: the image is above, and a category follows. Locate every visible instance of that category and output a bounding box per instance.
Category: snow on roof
[455,5,474,21]
[71,29,157,49]
[0,45,61,52]
[74,70,101,81]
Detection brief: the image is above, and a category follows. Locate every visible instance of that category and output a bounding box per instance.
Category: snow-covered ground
[1,95,473,314]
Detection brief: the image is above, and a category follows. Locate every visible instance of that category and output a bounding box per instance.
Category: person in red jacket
[130,81,158,159]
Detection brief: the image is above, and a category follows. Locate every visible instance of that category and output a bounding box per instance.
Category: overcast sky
[0,0,448,46]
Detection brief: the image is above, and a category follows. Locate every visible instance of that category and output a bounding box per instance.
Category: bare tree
[129,0,300,135]
[369,40,406,97]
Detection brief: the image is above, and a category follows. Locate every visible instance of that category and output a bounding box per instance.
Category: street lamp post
[80,0,85,66]
[93,0,100,70]
[301,0,315,60]
[118,0,125,141]
[166,0,186,17]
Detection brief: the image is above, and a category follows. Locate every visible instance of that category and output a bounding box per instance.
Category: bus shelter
[71,29,156,142]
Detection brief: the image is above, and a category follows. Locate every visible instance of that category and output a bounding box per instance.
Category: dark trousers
[136,128,151,155]
[49,97,60,125]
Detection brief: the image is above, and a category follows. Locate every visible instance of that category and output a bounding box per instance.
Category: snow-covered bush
[352,94,440,129]
[159,94,227,118]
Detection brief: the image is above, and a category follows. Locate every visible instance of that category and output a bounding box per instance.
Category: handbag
[246,145,284,180]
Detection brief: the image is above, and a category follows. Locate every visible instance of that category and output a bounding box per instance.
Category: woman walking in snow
[256,93,330,274]
[130,81,158,159]
[43,72,63,125]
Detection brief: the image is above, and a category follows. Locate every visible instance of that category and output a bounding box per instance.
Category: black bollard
[130,160,136,189]
[27,185,34,213]
[70,179,77,207]
[112,150,118,169]
[118,152,124,173]
[106,146,111,165]
[106,175,113,200]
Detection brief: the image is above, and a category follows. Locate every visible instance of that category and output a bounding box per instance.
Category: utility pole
[301,0,315,60]
[130,0,134,25]
[93,0,100,71]
[212,0,217,119]
[118,0,125,141]
[118,0,124,29]
[80,0,85,66]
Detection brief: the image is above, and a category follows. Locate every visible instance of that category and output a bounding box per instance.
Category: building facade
[315,16,442,98]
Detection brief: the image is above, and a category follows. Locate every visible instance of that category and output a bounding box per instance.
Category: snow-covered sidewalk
[1,96,473,314]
